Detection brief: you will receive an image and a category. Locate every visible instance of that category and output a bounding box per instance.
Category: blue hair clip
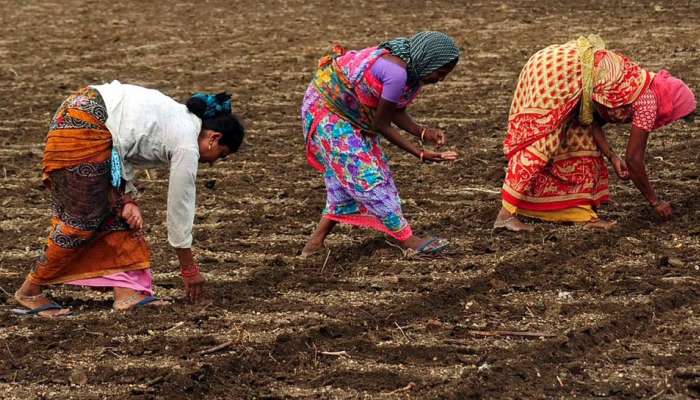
[192,92,232,119]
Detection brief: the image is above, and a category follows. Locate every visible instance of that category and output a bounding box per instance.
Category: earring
[208,143,212,151]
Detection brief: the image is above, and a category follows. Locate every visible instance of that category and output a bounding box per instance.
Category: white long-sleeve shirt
[91,81,202,248]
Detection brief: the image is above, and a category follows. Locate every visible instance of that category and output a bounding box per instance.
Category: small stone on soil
[668,257,684,268]
[69,368,88,385]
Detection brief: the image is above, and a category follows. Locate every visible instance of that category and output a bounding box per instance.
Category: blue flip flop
[113,294,168,311]
[11,302,71,317]
[416,237,449,255]
[134,295,162,307]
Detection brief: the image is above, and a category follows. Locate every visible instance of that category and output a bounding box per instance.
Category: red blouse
[595,87,658,132]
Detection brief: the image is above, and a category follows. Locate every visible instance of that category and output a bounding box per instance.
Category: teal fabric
[110,148,122,188]
[379,31,459,82]
[190,92,232,119]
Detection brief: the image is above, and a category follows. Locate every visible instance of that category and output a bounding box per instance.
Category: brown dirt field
[1,0,699,399]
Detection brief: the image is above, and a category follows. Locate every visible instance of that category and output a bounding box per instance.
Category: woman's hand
[592,123,631,179]
[611,155,630,180]
[421,150,459,162]
[422,127,447,147]
[121,203,144,230]
[175,248,205,303]
[652,200,673,219]
[181,263,206,303]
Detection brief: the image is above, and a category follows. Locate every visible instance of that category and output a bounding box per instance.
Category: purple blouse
[370,57,408,103]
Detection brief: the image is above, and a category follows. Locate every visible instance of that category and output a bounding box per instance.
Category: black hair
[186,94,245,152]
[202,113,245,152]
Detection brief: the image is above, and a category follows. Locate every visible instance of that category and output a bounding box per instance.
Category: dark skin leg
[16,277,42,297]
[15,276,71,318]
[301,218,337,257]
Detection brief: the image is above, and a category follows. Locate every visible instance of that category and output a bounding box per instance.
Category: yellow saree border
[503,202,598,222]
[502,183,609,203]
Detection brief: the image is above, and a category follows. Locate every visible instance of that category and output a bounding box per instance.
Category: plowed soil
[1,1,699,399]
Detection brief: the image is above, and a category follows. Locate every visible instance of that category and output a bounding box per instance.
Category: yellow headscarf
[576,34,606,125]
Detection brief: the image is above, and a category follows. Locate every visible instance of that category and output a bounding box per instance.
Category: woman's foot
[113,287,168,311]
[13,290,71,318]
[13,278,71,318]
[493,207,534,232]
[301,218,337,258]
[583,219,617,230]
[400,235,450,255]
[300,239,325,258]
[401,236,425,250]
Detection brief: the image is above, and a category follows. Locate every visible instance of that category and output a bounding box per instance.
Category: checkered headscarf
[379,31,459,82]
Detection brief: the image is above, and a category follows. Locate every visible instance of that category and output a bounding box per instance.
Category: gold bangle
[419,151,424,163]
[420,127,427,144]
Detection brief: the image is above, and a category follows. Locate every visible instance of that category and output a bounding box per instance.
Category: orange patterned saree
[501,37,651,220]
[29,87,149,285]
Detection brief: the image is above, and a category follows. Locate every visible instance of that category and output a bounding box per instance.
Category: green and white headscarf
[379,31,459,83]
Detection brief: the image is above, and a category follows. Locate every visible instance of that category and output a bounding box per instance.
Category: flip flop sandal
[11,302,72,317]
[416,237,449,255]
[134,295,163,307]
[114,294,166,311]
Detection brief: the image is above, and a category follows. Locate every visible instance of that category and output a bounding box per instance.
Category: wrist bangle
[180,263,200,278]
[420,127,427,144]
[419,151,424,163]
